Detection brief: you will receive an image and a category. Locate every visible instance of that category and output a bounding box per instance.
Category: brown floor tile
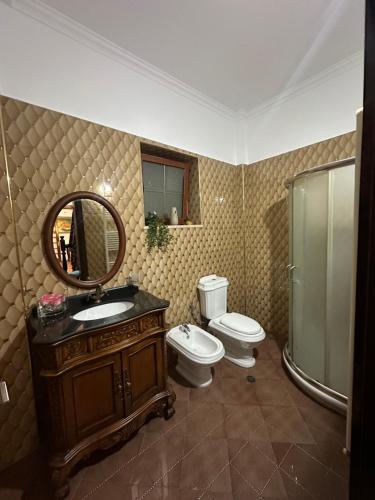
[140,400,191,435]
[267,339,283,360]
[79,431,144,484]
[278,368,324,409]
[200,492,234,499]
[211,404,264,441]
[271,443,293,465]
[216,378,258,405]
[179,437,230,491]
[250,434,276,463]
[255,380,294,406]
[149,466,182,493]
[141,485,182,499]
[182,402,227,437]
[281,444,348,500]
[298,405,347,443]
[261,468,288,498]
[179,488,206,500]
[298,424,349,479]
[254,338,274,360]
[189,378,258,406]
[248,359,282,380]
[133,434,186,485]
[229,466,260,500]
[227,439,248,461]
[88,477,151,499]
[231,441,276,493]
[203,464,261,500]
[168,375,192,403]
[213,359,248,380]
[279,470,315,499]
[205,464,232,494]
[262,406,315,444]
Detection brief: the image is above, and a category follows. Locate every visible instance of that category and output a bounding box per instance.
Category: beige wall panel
[0,99,39,470]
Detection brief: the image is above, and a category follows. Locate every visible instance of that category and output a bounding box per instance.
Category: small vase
[170,207,178,225]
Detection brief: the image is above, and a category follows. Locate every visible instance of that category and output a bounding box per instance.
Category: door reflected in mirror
[53,199,120,282]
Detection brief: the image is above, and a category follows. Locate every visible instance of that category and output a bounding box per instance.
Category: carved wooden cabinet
[28,297,175,499]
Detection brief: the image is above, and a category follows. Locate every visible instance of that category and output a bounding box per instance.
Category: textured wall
[0,96,245,469]
[244,132,356,349]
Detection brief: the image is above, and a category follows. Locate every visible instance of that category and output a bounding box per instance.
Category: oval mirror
[43,192,126,288]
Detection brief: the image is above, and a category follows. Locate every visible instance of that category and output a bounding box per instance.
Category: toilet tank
[198,275,229,319]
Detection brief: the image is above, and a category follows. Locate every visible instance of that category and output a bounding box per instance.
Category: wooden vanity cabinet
[29,308,175,499]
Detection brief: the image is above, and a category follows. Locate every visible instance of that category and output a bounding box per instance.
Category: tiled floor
[0,337,349,499]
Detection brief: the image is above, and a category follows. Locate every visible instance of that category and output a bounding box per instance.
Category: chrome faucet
[179,323,191,339]
[88,284,107,304]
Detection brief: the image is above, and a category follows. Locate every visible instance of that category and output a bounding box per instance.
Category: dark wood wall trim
[350,2,375,499]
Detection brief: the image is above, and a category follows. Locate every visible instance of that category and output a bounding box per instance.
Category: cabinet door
[122,334,165,414]
[63,353,124,444]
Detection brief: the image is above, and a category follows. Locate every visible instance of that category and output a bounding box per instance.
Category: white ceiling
[40,0,364,113]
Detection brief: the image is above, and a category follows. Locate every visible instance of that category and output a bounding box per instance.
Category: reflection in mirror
[53,199,120,282]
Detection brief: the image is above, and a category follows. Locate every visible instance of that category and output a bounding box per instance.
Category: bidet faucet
[179,324,191,339]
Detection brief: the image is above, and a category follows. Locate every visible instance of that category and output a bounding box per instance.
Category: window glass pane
[144,191,164,218]
[143,162,164,191]
[165,165,184,193]
[165,193,183,218]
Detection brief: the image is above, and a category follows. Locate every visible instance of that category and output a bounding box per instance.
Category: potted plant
[145,212,173,253]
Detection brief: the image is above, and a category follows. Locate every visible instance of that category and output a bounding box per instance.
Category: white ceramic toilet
[198,275,266,368]
[167,323,224,387]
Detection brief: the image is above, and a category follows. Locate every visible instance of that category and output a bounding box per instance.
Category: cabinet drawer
[92,321,139,351]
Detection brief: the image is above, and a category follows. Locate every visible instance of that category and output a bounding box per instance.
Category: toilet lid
[220,312,261,335]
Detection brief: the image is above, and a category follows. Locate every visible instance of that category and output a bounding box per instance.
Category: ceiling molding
[240,50,363,121]
[3,0,237,120]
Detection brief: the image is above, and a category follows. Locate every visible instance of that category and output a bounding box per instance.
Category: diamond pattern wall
[0,96,245,469]
[244,132,356,349]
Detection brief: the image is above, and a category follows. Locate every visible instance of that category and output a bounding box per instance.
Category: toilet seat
[209,312,265,342]
[220,312,261,334]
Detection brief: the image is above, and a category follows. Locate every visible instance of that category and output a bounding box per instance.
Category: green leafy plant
[145,212,173,253]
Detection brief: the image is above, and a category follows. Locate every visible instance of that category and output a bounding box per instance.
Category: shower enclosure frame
[283,156,355,415]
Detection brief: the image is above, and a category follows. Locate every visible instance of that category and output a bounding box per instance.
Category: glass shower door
[288,163,354,397]
[291,172,328,384]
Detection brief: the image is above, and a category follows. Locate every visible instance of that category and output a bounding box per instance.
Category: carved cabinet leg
[164,391,176,420]
[50,467,70,500]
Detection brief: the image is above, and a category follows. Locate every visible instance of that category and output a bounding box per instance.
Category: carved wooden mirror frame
[43,191,126,289]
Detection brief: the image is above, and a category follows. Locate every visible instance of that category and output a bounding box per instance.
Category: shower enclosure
[283,157,356,414]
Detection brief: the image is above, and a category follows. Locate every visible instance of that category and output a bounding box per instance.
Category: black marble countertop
[27,286,169,345]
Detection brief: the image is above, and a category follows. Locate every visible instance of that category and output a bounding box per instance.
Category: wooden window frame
[141,153,190,224]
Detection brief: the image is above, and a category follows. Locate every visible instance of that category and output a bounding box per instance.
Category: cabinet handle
[115,373,123,400]
[124,369,132,394]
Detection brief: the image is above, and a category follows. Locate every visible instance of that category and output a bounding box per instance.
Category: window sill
[144,224,203,229]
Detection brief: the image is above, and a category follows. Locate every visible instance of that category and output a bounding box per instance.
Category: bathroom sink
[73,301,134,321]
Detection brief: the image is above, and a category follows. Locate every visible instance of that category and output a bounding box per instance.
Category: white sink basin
[73,302,134,321]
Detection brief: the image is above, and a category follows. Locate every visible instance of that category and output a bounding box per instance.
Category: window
[142,153,189,224]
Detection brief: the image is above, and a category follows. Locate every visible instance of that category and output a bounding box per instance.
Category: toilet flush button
[0,380,9,404]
